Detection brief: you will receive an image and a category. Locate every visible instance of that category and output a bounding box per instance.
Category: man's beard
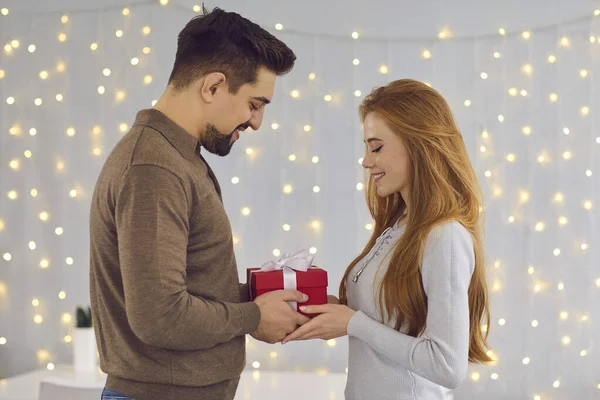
[203,124,236,157]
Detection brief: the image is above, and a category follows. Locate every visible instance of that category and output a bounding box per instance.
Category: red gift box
[247,266,328,317]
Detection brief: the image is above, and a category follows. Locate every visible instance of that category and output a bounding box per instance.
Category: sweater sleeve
[346,221,474,389]
[115,165,260,351]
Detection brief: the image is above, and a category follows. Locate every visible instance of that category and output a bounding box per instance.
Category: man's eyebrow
[251,96,271,105]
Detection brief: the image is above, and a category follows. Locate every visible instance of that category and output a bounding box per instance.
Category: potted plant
[73,306,97,373]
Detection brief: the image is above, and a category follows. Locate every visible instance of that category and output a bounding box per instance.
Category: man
[89,7,309,400]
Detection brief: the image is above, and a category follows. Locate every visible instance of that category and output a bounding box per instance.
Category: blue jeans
[101,389,135,400]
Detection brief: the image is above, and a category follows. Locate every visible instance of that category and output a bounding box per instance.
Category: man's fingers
[276,290,309,303]
[282,322,315,343]
[295,313,310,326]
[298,304,332,314]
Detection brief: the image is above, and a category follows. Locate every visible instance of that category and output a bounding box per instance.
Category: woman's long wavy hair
[339,79,491,363]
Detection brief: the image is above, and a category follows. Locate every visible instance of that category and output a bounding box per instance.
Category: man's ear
[200,72,227,103]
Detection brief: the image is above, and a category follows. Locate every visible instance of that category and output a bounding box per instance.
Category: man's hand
[327,295,340,304]
[250,290,310,344]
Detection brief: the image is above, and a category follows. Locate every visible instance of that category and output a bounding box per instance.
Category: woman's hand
[281,303,356,343]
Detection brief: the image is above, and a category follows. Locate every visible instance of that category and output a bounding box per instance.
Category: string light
[115,90,126,103]
[0,8,8,16]
[438,28,451,39]
[560,36,570,47]
[464,100,472,107]
[522,126,532,135]
[142,26,151,35]
[493,52,501,59]
[304,125,312,132]
[548,54,557,63]
[560,311,569,320]
[522,64,533,75]
[422,50,432,59]
[552,194,563,206]
[351,31,359,39]
[379,65,389,74]
[311,220,321,231]
[521,31,531,40]
[498,28,506,36]
[115,30,123,38]
[122,7,130,15]
[290,90,300,98]
[275,23,283,31]
[508,88,518,96]
[288,154,296,162]
[324,95,332,102]
[308,72,316,80]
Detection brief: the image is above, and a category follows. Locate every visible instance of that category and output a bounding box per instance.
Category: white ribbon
[251,249,314,311]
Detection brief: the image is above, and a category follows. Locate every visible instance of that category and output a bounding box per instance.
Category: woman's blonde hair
[339,79,491,363]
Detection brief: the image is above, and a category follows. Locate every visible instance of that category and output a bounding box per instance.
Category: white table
[0,365,348,400]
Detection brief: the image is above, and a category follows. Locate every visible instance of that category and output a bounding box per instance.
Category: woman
[282,79,492,399]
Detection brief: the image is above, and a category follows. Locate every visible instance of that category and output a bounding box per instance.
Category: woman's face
[362,113,410,198]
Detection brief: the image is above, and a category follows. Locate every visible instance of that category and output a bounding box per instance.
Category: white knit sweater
[345,221,474,400]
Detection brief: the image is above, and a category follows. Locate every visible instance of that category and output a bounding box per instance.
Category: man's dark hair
[168,6,296,93]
